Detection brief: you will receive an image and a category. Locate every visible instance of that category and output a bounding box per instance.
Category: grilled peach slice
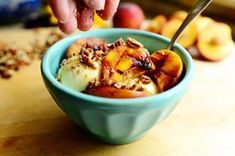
[101,41,127,82]
[86,86,152,98]
[150,49,183,92]
[87,38,157,98]
[101,38,154,85]
[146,15,167,34]
[197,22,234,61]
[161,18,197,49]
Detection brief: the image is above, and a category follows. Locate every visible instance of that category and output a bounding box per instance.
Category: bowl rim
[41,28,194,106]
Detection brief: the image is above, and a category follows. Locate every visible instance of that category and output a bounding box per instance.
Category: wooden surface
[1,26,235,156]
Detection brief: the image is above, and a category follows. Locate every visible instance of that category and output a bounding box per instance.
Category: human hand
[49,0,120,34]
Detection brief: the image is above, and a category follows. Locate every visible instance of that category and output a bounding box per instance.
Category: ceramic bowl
[41,28,194,144]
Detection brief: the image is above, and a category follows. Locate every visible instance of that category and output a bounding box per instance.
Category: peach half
[146,15,167,34]
[161,18,197,49]
[197,22,234,61]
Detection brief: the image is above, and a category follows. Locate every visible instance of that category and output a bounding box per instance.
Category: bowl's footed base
[89,132,146,145]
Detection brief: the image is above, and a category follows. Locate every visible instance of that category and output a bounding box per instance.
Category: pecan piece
[140,75,151,84]
[126,38,143,49]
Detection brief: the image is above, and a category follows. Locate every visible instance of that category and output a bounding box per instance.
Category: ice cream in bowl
[41,28,194,144]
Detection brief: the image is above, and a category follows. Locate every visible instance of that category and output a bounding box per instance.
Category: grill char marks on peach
[150,49,183,92]
[85,38,156,98]
[101,38,154,86]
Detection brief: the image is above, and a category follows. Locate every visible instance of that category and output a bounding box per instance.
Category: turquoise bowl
[41,28,194,144]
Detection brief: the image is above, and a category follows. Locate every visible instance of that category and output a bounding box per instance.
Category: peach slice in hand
[150,49,183,92]
[197,22,234,61]
[161,18,197,49]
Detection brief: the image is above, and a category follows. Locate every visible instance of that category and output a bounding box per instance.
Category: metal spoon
[167,0,213,50]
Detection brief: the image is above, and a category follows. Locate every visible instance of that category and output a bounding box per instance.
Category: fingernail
[94,0,105,10]
[84,0,105,10]
[59,20,68,24]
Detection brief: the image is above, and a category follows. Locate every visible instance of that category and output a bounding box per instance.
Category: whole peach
[113,2,145,29]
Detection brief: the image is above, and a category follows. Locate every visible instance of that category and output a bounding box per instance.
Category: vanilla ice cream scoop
[57,56,101,92]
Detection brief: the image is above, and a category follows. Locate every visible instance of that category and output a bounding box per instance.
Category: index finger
[48,0,70,23]
[97,0,120,20]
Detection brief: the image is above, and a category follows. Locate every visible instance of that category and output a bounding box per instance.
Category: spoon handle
[167,0,213,50]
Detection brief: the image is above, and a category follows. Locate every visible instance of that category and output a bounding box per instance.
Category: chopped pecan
[79,48,97,69]
[87,78,101,89]
[126,38,143,49]
[113,81,126,89]
[140,75,151,84]
[101,78,115,86]
[108,38,126,49]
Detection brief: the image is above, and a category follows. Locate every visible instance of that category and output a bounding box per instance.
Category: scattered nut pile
[0,30,64,79]
[0,43,31,78]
